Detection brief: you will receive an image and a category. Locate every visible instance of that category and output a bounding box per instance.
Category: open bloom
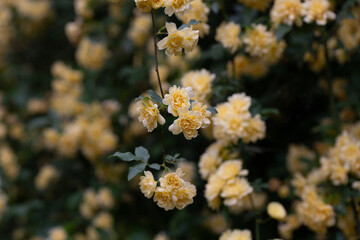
[301,0,336,25]
[154,169,197,210]
[219,229,252,240]
[139,171,157,198]
[270,0,303,26]
[163,85,194,117]
[215,22,242,53]
[136,98,165,132]
[169,108,202,140]
[134,0,164,12]
[164,0,193,16]
[157,22,199,56]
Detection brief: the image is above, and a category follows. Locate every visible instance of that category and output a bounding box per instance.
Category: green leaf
[149,163,161,170]
[178,19,199,30]
[275,24,292,41]
[135,146,150,162]
[147,90,162,104]
[128,163,147,181]
[207,107,218,114]
[111,152,136,161]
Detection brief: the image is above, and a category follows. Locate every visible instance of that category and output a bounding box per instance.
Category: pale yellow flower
[271,0,303,26]
[219,229,252,240]
[198,142,223,180]
[181,69,215,102]
[215,22,242,53]
[48,227,67,240]
[76,38,109,70]
[164,0,193,16]
[153,187,176,211]
[217,160,247,180]
[35,165,59,190]
[159,168,184,191]
[190,101,211,127]
[221,177,253,207]
[163,85,194,116]
[205,173,226,201]
[135,0,164,12]
[169,108,202,140]
[136,98,165,132]
[93,212,113,230]
[267,202,287,221]
[157,22,199,56]
[139,171,158,198]
[175,182,196,209]
[301,0,336,25]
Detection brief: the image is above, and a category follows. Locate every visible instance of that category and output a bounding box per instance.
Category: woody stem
[151,9,166,160]
[151,9,165,99]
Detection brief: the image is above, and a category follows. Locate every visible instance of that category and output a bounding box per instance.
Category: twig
[150,9,166,159]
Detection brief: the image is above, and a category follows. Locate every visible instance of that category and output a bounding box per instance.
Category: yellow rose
[139,171,158,198]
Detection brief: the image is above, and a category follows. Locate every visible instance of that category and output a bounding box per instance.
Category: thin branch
[151,9,166,159]
[151,9,165,99]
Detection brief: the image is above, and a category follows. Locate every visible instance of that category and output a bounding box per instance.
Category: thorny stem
[151,9,166,160]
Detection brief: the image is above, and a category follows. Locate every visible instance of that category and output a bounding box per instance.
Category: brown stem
[151,9,166,159]
[151,9,165,99]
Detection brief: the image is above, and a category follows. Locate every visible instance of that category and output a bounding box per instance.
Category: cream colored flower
[219,229,252,240]
[163,85,194,116]
[181,69,215,103]
[48,227,67,240]
[135,0,164,12]
[221,177,253,207]
[169,108,202,140]
[175,182,197,209]
[157,22,199,56]
[271,0,303,26]
[301,0,336,25]
[136,98,165,132]
[190,101,211,127]
[267,202,287,221]
[35,165,59,190]
[159,168,184,191]
[139,171,158,198]
[205,174,226,201]
[198,142,223,180]
[164,0,193,16]
[76,38,109,70]
[93,212,113,230]
[217,160,247,180]
[153,187,176,210]
[215,22,242,53]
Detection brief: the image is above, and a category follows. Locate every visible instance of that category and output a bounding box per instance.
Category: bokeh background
[1,0,360,239]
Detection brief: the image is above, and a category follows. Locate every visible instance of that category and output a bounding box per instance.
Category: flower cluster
[212,93,266,144]
[165,86,212,140]
[139,169,196,210]
[205,159,252,210]
[135,0,193,17]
